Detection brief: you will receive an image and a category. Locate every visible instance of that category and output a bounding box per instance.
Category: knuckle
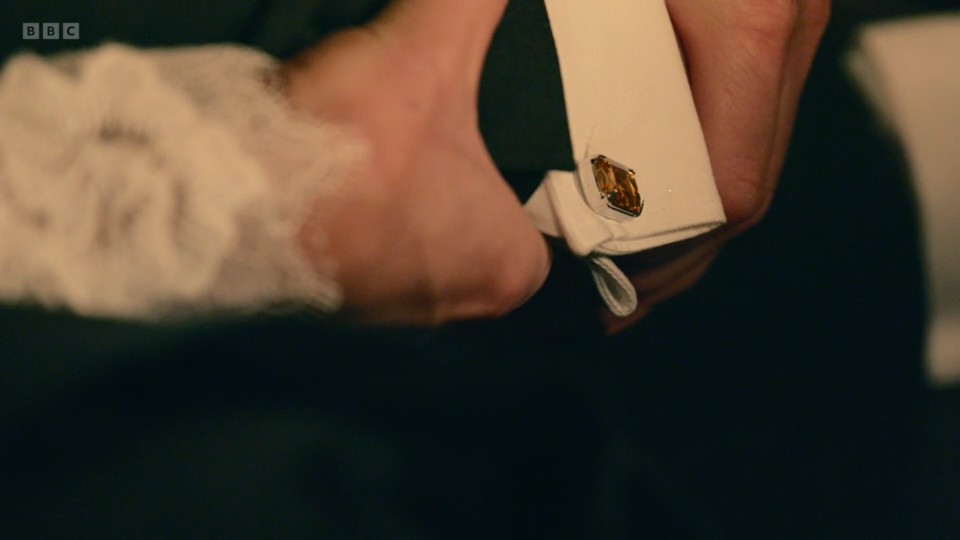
[482,235,548,319]
[423,291,458,328]
[421,260,537,325]
[720,162,774,229]
[424,304,450,328]
[725,186,772,231]
[486,265,536,319]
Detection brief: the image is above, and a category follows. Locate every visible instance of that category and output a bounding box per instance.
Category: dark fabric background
[0,1,952,539]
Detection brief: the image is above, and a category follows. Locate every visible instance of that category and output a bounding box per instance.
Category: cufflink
[578,155,644,222]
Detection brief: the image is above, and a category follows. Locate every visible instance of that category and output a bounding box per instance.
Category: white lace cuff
[0,44,365,319]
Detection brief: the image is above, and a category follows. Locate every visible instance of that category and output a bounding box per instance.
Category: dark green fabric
[0,0,573,201]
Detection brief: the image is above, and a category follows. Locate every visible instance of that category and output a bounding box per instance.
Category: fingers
[636,253,717,309]
[604,2,829,333]
[420,162,552,323]
[601,236,720,334]
[439,229,551,323]
[627,242,720,297]
[766,0,831,182]
[666,0,796,229]
[600,253,716,335]
[601,304,652,336]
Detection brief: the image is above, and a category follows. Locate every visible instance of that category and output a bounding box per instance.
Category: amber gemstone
[591,155,643,217]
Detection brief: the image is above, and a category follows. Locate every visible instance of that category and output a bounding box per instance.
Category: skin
[284,0,831,331]
[285,0,549,325]
[602,0,832,333]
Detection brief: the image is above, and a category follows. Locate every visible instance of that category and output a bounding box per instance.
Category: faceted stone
[591,155,643,217]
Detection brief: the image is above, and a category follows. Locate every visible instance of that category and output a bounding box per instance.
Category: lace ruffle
[0,44,364,319]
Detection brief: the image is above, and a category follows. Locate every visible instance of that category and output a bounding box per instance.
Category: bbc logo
[23,23,79,40]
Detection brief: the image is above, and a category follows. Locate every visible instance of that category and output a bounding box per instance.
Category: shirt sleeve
[0,43,365,320]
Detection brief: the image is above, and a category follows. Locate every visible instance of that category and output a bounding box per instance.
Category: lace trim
[0,43,365,319]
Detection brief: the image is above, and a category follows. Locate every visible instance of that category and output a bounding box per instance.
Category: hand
[283,0,550,325]
[602,0,831,334]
